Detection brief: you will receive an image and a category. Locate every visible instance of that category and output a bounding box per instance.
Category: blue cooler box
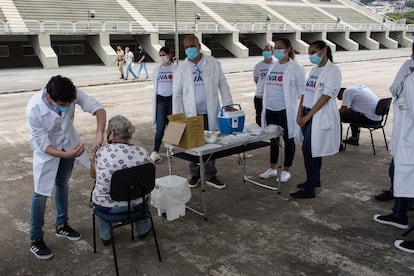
[218,104,245,134]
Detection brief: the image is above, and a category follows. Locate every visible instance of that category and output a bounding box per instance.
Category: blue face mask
[309,53,322,65]
[185,47,199,60]
[274,49,286,61]
[262,50,272,59]
[55,105,70,113]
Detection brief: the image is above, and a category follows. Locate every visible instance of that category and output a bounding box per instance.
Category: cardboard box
[163,113,205,149]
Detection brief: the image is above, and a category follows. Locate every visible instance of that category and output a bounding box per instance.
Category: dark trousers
[254,96,263,126]
[154,95,172,152]
[265,109,295,167]
[340,110,380,139]
[301,109,321,193]
[189,114,217,179]
[389,159,413,219]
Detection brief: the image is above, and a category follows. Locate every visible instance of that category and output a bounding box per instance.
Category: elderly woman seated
[90,115,152,245]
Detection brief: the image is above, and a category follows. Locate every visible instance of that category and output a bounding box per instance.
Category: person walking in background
[290,40,342,199]
[26,75,106,259]
[124,47,138,80]
[150,46,177,162]
[173,34,233,189]
[136,45,149,80]
[259,38,305,183]
[253,43,275,126]
[114,46,125,79]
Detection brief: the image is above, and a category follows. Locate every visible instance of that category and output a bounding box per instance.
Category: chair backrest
[109,162,155,202]
[375,97,392,127]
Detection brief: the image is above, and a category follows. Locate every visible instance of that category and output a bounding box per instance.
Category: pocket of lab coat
[399,141,414,165]
[319,115,333,130]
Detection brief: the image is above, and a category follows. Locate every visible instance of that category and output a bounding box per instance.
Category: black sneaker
[206,177,226,189]
[56,224,81,240]
[30,239,53,260]
[189,176,200,188]
[289,189,315,199]
[343,137,359,146]
[394,240,414,253]
[374,190,394,201]
[373,214,408,229]
[101,238,112,246]
[297,181,321,189]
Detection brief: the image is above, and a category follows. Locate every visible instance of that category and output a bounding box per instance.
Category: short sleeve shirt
[265,61,289,111]
[303,66,323,109]
[253,59,274,98]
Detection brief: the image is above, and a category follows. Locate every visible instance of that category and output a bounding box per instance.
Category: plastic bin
[218,104,245,134]
[150,175,191,221]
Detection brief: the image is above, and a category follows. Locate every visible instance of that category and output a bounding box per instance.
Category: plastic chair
[92,163,162,276]
[344,97,392,155]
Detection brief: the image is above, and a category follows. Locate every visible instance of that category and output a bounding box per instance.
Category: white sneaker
[277,171,291,182]
[259,168,277,179]
[150,151,161,162]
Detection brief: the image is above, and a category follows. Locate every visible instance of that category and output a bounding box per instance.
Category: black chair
[344,97,392,155]
[92,162,162,276]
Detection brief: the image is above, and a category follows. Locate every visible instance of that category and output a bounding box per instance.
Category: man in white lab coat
[26,75,106,259]
[173,34,233,189]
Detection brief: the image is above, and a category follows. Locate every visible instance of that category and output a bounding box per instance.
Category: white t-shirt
[342,84,382,121]
[193,55,207,114]
[303,66,323,109]
[265,62,289,111]
[125,51,134,64]
[253,59,274,98]
[156,64,174,97]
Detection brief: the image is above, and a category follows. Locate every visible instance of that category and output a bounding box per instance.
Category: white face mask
[160,56,170,64]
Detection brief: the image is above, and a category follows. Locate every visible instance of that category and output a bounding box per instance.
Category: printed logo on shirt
[259,69,268,79]
[193,68,204,85]
[157,72,173,81]
[266,71,283,86]
[305,75,318,89]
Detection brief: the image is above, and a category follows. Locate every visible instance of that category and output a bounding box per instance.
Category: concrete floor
[1,49,414,275]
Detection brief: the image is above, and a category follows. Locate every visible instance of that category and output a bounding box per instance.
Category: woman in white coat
[290,40,342,199]
[259,38,305,183]
[150,46,177,162]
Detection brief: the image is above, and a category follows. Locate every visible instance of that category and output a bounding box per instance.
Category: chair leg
[344,125,351,151]
[149,215,162,262]
[93,214,96,253]
[403,225,414,237]
[110,224,119,276]
[382,127,389,151]
[131,221,135,241]
[369,130,376,155]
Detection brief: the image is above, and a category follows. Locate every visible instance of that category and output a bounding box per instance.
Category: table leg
[199,156,208,220]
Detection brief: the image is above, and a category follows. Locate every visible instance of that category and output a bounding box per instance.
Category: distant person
[26,75,106,259]
[136,45,149,80]
[373,62,414,254]
[124,47,138,80]
[91,115,152,245]
[253,43,274,126]
[114,46,125,79]
[338,84,381,146]
[150,46,177,162]
[290,40,342,199]
[259,38,305,183]
[173,34,233,189]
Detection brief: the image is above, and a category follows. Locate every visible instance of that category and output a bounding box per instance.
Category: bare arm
[93,109,106,152]
[45,144,85,159]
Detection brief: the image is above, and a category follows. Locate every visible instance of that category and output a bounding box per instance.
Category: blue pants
[125,63,138,80]
[154,95,172,152]
[137,62,148,79]
[30,158,74,240]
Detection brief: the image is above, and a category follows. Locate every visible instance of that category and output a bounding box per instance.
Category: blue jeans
[301,112,321,194]
[125,62,138,80]
[30,157,74,241]
[94,204,151,240]
[154,95,172,152]
[137,62,148,79]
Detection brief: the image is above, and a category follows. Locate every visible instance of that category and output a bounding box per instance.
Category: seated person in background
[90,115,152,245]
[338,84,382,146]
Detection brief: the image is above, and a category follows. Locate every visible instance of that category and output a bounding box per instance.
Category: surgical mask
[55,105,70,113]
[262,50,272,59]
[185,47,199,60]
[274,49,286,61]
[160,56,170,64]
[309,53,322,65]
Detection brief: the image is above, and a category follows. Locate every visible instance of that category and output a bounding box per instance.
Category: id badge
[398,97,408,111]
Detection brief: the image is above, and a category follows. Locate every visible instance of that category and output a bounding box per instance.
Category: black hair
[159,46,174,62]
[46,75,77,103]
[310,40,333,62]
[274,38,295,60]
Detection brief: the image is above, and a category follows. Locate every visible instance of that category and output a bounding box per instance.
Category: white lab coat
[26,88,103,196]
[261,59,305,141]
[172,55,233,131]
[389,58,414,97]
[390,72,414,198]
[152,63,177,124]
[308,61,342,157]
